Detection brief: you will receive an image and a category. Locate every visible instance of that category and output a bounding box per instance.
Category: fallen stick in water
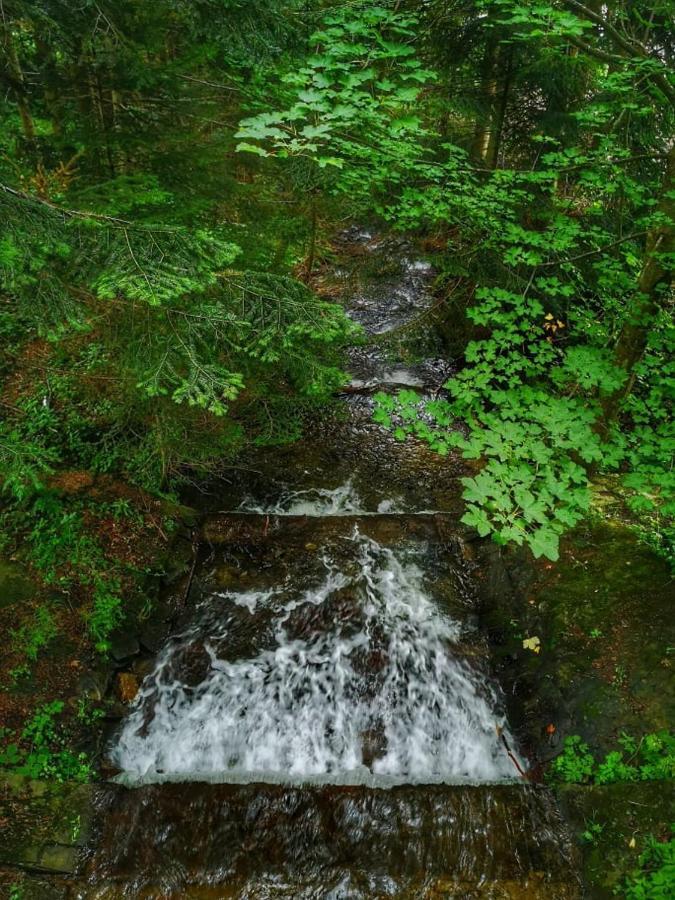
[496,725,528,778]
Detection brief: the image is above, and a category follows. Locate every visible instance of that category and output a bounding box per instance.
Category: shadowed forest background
[0,1,673,896]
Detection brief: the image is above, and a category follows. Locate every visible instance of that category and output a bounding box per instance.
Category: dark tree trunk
[3,24,40,158]
[601,145,674,424]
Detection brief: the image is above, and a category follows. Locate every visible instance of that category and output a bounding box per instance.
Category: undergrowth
[620,828,675,899]
[548,732,675,785]
[0,701,92,783]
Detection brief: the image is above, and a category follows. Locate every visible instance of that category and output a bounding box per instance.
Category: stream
[82,231,580,898]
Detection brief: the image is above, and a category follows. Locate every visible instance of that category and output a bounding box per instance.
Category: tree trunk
[2,24,40,157]
[486,47,512,169]
[471,39,512,170]
[601,145,674,424]
[304,193,319,281]
[471,36,498,166]
[35,37,62,138]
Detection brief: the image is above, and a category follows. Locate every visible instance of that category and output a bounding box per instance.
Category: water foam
[237,479,400,516]
[113,533,519,783]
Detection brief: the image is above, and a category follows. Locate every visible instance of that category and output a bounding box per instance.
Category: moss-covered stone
[476,518,674,898]
[0,560,36,611]
[557,783,673,898]
[0,775,95,875]
[479,519,674,763]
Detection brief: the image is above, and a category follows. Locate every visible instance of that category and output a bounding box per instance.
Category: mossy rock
[557,782,673,898]
[479,520,674,762]
[0,560,36,611]
[0,775,96,875]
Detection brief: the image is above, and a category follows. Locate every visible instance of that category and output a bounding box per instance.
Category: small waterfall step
[81,781,581,898]
[111,518,514,784]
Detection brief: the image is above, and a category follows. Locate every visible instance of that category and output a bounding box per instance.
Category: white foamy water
[113,533,519,783]
[237,479,400,516]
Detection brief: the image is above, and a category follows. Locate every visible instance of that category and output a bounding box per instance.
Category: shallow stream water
[83,231,580,898]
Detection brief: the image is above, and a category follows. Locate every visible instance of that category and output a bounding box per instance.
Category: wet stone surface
[79,782,581,899]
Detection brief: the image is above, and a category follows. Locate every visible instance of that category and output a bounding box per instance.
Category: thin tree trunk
[471,36,499,166]
[3,25,40,156]
[110,89,127,174]
[35,38,62,138]
[601,145,674,423]
[305,194,318,281]
[485,48,512,169]
[472,39,512,170]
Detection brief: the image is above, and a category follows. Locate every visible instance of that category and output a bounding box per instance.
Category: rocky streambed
[1,230,672,899]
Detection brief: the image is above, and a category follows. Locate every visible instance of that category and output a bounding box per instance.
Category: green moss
[558,783,673,898]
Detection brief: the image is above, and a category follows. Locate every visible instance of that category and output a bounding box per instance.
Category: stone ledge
[0,775,96,875]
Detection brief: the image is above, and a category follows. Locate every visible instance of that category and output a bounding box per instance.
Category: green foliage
[374,376,609,561]
[581,820,605,845]
[236,3,436,207]
[9,604,58,681]
[0,0,672,691]
[620,829,675,900]
[547,735,595,783]
[0,702,91,782]
[548,732,675,785]
[25,495,124,651]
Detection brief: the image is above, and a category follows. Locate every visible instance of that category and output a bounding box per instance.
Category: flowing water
[113,529,514,784]
[83,231,581,898]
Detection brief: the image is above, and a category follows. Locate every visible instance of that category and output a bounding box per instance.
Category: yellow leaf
[523,636,541,654]
[629,837,636,848]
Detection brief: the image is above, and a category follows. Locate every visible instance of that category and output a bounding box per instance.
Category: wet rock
[132,656,156,683]
[284,587,365,641]
[212,564,241,588]
[202,518,269,546]
[99,760,123,781]
[170,639,212,687]
[138,617,170,654]
[77,670,111,703]
[115,672,139,704]
[360,726,386,768]
[39,845,78,873]
[108,630,140,664]
[82,782,581,898]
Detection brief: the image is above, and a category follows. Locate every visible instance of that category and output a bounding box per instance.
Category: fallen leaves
[523,635,542,654]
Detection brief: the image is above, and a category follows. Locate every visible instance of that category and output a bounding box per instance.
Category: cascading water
[84,233,580,898]
[113,531,517,784]
[236,478,400,516]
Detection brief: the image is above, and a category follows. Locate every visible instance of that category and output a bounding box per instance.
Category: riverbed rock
[115,672,139,704]
[81,782,581,898]
[108,630,140,664]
